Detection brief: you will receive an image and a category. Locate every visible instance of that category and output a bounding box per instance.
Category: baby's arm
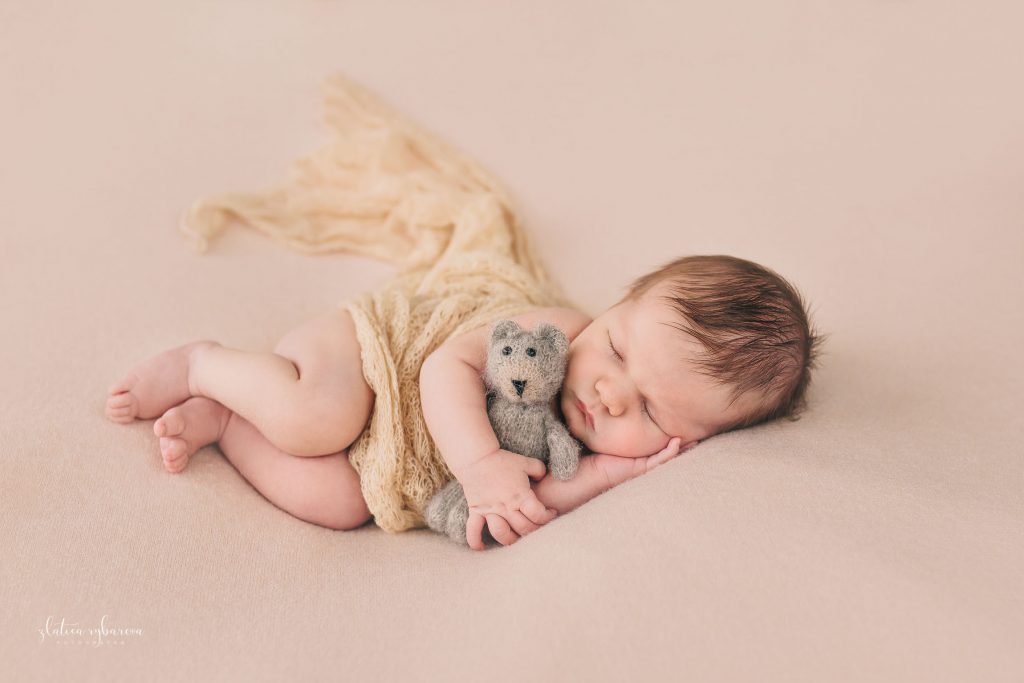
[533,438,686,515]
[419,346,501,477]
[530,454,614,515]
[420,346,558,548]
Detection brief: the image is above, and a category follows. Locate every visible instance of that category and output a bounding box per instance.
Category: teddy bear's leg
[425,480,474,545]
[425,480,463,539]
[425,480,500,546]
[444,498,470,545]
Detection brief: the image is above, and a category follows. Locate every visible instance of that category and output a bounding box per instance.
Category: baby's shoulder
[524,306,592,342]
[436,306,592,373]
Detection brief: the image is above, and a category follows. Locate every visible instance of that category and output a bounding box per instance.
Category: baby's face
[559,285,754,458]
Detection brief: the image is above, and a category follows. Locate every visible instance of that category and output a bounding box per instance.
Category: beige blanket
[178,74,578,532]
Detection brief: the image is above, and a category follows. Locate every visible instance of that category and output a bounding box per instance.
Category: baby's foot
[106,340,218,423]
[153,397,231,473]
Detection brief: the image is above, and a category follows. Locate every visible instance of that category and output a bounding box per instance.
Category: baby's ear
[491,320,521,344]
[535,322,569,355]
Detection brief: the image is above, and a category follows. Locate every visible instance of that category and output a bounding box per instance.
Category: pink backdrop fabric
[2,2,1022,681]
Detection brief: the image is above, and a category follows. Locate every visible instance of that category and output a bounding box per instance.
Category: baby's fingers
[466,513,487,550]
[505,509,544,538]
[485,514,519,547]
[649,438,683,469]
[519,494,559,526]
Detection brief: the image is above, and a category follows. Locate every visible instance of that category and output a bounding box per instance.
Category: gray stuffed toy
[424,319,582,545]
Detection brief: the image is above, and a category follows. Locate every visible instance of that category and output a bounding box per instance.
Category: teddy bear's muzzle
[512,379,527,397]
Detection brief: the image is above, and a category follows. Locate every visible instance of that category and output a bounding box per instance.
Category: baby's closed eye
[606,331,654,420]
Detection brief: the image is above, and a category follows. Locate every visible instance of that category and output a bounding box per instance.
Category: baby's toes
[105,394,137,423]
[107,393,133,410]
[159,437,189,473]
[164,456,188,474]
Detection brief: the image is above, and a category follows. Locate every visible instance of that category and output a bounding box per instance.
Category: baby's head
[560,254,824,457]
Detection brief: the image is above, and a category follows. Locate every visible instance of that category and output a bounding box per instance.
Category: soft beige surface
[2,2,1022,681]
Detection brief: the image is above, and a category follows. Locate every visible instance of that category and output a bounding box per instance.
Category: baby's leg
[154,395,371,530]
[107,308,374,458]
[218,409,371,531]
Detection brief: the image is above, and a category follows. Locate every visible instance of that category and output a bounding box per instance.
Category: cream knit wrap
[178,74,577,533]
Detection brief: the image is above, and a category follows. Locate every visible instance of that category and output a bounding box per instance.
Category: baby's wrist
[449,446,503,482]
[590,452,639,488]
[530,455,608,516]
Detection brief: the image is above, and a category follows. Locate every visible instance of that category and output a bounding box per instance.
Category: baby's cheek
[567,423,590,450]
[567,422,583,442]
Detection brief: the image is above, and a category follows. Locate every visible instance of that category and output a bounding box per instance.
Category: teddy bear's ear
[491,320,521,344]
[535,322,569,355]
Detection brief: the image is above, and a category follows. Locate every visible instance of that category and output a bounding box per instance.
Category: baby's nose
[512,379,526,397]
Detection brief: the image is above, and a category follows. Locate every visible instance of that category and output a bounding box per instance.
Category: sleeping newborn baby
[420,254,822,548]
[105,254,822,550]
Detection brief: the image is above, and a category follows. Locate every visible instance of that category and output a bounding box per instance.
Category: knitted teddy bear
[424,319,582,545]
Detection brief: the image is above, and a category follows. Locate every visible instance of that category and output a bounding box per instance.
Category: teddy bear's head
[483,320,570,404]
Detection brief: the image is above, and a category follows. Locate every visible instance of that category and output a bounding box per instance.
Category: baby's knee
[326,507,372,531]
[304,495,371,531]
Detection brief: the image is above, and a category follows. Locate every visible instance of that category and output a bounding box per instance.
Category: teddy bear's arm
[544,414,581,480]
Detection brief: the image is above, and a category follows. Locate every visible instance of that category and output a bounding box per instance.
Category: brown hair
[620,255,826,434]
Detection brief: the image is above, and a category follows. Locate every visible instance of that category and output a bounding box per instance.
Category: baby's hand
[592,438,689,488]
[454,448,559,550]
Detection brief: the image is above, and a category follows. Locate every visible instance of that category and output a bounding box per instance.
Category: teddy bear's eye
[502,346,512,355]
[526,348,536,357]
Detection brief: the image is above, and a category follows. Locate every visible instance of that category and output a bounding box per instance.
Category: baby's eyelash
[606,333,623,361]
[608,333,650,418]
